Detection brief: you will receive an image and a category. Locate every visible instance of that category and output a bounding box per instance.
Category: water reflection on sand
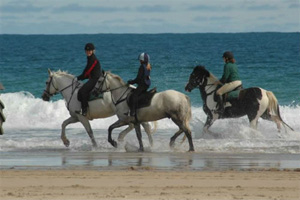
[1,150,299,171]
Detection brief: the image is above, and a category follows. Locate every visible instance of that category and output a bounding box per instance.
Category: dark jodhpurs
[130,84,149,114]
[78,79,97,109]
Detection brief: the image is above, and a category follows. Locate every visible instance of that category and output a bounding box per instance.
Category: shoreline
[1,169,299,200]
[1,151,300,171]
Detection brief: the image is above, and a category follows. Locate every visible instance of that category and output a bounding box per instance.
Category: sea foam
[1,91,299,139]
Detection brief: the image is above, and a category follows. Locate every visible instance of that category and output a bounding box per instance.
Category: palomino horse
[185,66,293,134]
[41,69,155,147]
[102,72,194,152]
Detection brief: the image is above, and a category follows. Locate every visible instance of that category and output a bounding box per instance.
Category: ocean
[0,33,300,166]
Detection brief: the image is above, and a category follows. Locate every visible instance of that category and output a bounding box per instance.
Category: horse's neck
[106,74,130,103]
[54,75,74,100]
[204,76,218,94]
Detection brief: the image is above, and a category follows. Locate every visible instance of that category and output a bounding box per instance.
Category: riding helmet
[84,43,95,51]
[223,51,234,59]
[138,52,150,63]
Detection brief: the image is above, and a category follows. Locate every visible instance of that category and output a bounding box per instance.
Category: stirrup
[130,111,136,116]
[75,108,87,116]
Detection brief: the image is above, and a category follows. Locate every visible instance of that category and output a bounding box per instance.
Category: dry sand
[1,169,299,200]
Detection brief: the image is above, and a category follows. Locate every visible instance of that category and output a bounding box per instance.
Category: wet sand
[1,151,300,199]
[1,169,299,200]
[1,151,300,171]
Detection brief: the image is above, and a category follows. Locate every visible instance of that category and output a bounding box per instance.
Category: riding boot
[216,95,224,115]
[130,105,136,116]
[81,106,88,116]
[75,106,87,116]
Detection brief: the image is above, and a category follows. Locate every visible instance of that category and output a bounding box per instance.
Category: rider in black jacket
[77,43,102,116]
[127,53,151,116]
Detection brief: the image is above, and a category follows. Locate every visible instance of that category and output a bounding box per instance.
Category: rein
[204,83,217,96]
[100,73,131,106]
[44,75,80,110]
[111,87,131,106]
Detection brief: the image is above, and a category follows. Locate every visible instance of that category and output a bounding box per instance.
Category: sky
[0,0,299,34]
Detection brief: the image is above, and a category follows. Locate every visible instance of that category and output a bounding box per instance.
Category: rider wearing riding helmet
[215,51,242,115]
[76,43,102,116]
[127,53,151,116]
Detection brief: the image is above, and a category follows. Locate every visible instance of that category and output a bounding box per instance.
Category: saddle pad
[227,90,240,101]
[89,93,104,101]
[129,88,157,109]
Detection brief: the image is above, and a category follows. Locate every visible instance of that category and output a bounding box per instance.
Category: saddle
[127,87,157,110]
[88,70,106,101]
[215,85,243,103]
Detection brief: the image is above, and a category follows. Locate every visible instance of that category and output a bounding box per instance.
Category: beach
[1,32,299,200]
[1,151,300,200]
[1,169,299,200]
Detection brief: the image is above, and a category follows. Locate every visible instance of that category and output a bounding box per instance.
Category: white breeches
[216,80,242,96]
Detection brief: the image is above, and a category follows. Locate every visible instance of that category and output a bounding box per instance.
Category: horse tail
[150,121,158,134]
[266,91,278,115]
[266,91,294,131]
[185,95,192,129]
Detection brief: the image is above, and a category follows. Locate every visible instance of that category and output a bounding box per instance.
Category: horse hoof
[92,142,98,148]
[112,140,118,148]
[169,141,175,148]
[138,148,144,152]
[117,138,124,142]
[64,140,70,147]
[188,148,195,152]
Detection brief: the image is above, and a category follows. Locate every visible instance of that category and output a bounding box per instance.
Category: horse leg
[118,123,134,142]
[271,115,282,132]
[61,117,79,147]
[203,114,216,134]
[171,118,194,152]
[248,112,259,130]
[108,120,128,148]
[141,122,154,147]
[134,123,144,152]
[170,129,183,148]
[78,116,97,147]
[261,111,282,132]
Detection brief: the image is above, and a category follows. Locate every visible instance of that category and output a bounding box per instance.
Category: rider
[76,43,102,116]
[215,51,242,115]
[127,53,151,116]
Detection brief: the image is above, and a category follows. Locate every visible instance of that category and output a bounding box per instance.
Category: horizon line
[1,31,299,36]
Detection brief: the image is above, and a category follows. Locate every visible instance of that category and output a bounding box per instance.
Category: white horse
[102,72,194,152]
[41,69,155,147]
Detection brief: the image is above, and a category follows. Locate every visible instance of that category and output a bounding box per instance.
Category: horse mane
[195,65,218,83]
[106,71,126,85]
[53,70,75,79]
[208,71,218,82]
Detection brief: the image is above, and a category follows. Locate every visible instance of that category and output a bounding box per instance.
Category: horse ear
[205,69,210,77]
[48,68,52,76]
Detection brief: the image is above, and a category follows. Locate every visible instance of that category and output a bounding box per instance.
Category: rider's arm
[129,65,144,84]
[219,64,230,83]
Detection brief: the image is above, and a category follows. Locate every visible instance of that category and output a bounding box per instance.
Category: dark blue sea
[0,33,299,157]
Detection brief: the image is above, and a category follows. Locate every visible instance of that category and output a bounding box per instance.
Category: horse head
[185,65,210,92]
[41,69,75,101]
[41,69,57,101]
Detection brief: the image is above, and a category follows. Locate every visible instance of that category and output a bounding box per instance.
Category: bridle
[94,73,130,106]
[190,73,217,96]
[43,75,80,110]
[43,72,130,107]
[43,76,78,98]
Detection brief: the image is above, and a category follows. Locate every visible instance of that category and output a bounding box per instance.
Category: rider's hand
[127,80,134,84]
[214,80,222,86]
